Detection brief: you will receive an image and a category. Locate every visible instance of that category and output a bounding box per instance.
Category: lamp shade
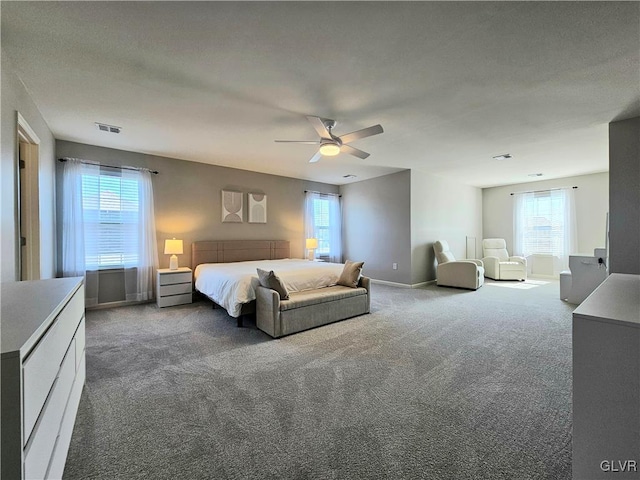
[164,238,183,255]
[306,238,318,249]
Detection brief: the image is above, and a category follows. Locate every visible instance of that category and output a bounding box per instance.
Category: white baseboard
[528,274,559,280]
[87,299,154,310]
[412,281,434,288]
[370,279,435,289]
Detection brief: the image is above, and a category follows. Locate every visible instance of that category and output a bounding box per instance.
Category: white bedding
[194,259,344,317]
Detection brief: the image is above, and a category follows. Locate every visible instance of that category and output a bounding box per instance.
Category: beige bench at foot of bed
[256,277,370,338]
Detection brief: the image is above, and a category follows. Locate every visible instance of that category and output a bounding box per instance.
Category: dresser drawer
[45,354,85,480]
[159,282,191,296]
[157,292,192,308]
[22,285,84,443]
[159,271,191,286]
[74,317,85,371]
[23,343,76,480]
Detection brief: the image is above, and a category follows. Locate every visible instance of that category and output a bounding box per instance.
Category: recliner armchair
[481,238,527,281]
[433,240,484,290]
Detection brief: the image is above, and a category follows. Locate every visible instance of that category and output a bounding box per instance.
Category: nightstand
[157,267,192,307]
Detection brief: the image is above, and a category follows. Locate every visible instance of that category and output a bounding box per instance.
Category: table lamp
[306,238,318,261]
[164,238,183,270]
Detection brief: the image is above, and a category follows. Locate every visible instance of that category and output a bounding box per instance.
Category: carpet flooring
[64,279,574,479]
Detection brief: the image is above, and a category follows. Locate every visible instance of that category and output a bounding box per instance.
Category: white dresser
[157,267,192,307]
[573,274,640,479]
[1,277,85,480]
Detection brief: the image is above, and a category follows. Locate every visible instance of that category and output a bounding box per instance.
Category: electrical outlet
[392,263,398,270]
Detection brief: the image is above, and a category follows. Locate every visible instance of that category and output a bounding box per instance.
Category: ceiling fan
[275,116,384,163]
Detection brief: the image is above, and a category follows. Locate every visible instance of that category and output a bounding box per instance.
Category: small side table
[157,267,192,307]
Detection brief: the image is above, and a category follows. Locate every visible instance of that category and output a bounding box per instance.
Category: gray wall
[483,172,610,256]
[1,52,57,282]
[56,141,338,303]
[341,170,412,284]
[411,171,482,284]
[609,116,640,274]
[56,141,339,271]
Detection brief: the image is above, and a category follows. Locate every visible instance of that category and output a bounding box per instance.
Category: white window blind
[313,197,330,256]
[82,171,140,269]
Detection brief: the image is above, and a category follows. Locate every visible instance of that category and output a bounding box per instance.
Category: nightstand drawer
[159,271,191,285]
[157,293,192,308]
[160,282,191,296]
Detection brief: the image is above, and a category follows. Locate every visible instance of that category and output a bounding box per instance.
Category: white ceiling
[2,2,638,187]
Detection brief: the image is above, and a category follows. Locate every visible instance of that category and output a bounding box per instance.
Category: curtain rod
[58,157,158,175]
[510,186,577,196]
[304,190,341,197]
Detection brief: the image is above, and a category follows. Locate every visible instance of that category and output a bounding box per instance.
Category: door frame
[16,112,41,281]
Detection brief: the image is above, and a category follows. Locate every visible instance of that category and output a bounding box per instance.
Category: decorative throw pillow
[337,260,365,288]
[256,268,289,300]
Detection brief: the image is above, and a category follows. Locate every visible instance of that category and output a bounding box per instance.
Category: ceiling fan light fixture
[277,116,383,163]
[319,143,341,156]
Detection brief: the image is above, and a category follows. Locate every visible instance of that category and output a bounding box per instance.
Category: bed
[192,240,344,326]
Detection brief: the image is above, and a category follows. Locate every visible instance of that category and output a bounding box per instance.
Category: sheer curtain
[326,194,342,263]
[513,187,577,272]
[62,159,100,305]
[513,191,533,258]
[304,192,317,254]
[557,187,578,271]
[123,169,158,302]
[304,191,342,263]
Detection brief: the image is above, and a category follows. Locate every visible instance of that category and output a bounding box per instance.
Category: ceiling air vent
[95,122,121,134]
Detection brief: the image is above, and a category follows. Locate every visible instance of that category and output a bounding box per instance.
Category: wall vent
[95,122,121,134]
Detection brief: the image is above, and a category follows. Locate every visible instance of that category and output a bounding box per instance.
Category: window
[62,158,158,305]
[312,197,330,257]
[82,171,140,269]
[519,192,564,256]
[513,188,577,270]
[304,191,342,263]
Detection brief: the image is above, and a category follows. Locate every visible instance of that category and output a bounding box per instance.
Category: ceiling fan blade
[307,116,333,139]
[341,144,370,159]
[309,150,323,163]
[339,124,384,144]
[275,140,320,144]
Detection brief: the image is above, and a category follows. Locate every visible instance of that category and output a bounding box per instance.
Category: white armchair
[481,238,527,281]
[433,240,484,290]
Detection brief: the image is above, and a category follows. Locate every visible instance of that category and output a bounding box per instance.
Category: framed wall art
[221,190,243,223]
[248,193,267,223]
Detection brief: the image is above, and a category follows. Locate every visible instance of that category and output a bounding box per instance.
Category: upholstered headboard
[191,240,290,269]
